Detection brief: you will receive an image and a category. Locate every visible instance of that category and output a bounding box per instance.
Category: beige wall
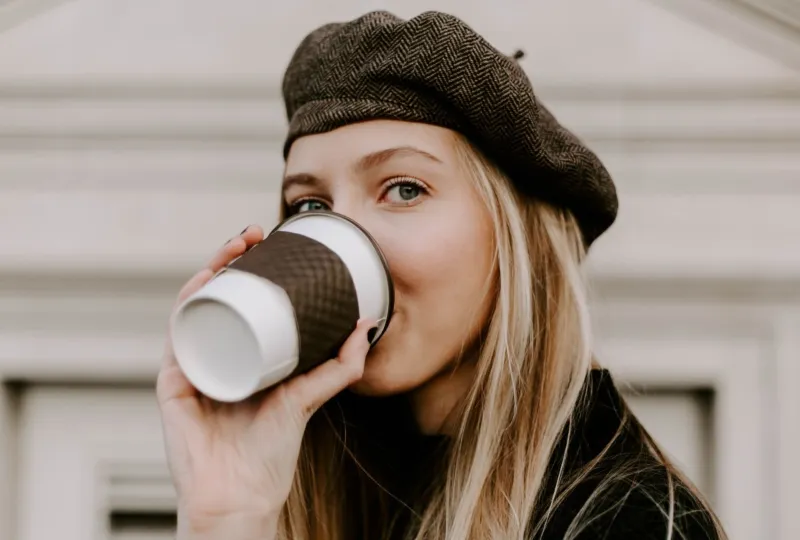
[1,1,799,539]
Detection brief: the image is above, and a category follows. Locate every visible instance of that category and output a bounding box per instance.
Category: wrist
[177,509,279,540]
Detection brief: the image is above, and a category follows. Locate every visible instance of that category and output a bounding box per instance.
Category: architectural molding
[1,80,799,197]
[734,0,800,33]
[6,293,779,540]
[4,147,800,194]
[104,462,175,513]
[648,0,800,72]
[16,385,166,540]
[775,310,800,540]
[0,0,73,34]
[0,383,20,540]
[3,78,800,100]
[2,80,800,146]
[0,268,791,384]
[602,333,767,539]
[2,189,798,279]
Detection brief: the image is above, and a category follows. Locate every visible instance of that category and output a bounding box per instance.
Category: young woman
[157,10,726,540]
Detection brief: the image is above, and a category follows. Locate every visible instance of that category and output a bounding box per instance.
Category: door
[17,385,175,540]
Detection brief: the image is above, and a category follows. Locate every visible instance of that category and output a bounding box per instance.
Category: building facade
[1,1,799,539]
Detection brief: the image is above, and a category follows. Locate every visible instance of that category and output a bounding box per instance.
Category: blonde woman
[157,11,725,540]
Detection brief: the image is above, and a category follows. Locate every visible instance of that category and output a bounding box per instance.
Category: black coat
[532,370,721,539]
[334,369,722,540]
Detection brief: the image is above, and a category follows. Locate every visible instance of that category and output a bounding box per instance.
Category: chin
[347,344,424,397]
[347,378,399,397]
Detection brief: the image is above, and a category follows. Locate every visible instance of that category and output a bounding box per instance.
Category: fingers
[156,363,197,406]
[175,268,215,306]
[279,319,376,421]
[239,224,265,246]
[174,225,265,309]
[206,224,265,273]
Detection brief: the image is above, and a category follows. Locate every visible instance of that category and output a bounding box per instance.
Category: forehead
[284,120,458,173]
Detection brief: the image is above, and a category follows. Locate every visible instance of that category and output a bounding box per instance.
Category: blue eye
[294,200,329,213]
[384,179,427,204]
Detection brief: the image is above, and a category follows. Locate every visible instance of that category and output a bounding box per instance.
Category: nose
[328,200,382,250]
[328,199,367,228]
[323,185,382,245]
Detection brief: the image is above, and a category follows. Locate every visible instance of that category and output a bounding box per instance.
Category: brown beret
[281,10,618,246]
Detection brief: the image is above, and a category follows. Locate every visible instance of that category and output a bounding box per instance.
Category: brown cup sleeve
[228,231,361,375]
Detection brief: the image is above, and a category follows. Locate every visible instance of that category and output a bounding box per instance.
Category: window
[624,388,715,497]
[108,512,175,540]
[16,385,171,540]
[105,463,176,540]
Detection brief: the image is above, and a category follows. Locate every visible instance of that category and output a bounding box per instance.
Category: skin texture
[283,120,496,432]
[158,120,495,539]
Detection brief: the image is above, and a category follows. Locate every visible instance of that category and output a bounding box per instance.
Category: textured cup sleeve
[228,231,361,375]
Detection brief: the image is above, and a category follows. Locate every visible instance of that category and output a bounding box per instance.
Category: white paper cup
[171,211,393,402]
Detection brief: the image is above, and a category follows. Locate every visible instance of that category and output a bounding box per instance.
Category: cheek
[380,205,494,324]
[353,199,494,395]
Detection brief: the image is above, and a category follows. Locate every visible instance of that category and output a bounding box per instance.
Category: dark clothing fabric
[531,370,721,539]
[337,369,721,539]
[280,10,618,247]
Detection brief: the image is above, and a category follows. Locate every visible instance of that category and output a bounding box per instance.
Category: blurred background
[1,0,799,539]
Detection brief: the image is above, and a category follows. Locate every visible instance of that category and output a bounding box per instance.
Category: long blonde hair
[278,132,725,540]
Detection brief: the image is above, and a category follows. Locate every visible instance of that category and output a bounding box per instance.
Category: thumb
[279,319,376,421]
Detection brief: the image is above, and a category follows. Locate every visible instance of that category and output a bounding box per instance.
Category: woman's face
[283,120,495,396]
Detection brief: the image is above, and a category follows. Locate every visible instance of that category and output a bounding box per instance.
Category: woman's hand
[157,225,374,540]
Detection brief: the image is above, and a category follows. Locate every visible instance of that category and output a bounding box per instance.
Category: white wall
[1,1,799,539]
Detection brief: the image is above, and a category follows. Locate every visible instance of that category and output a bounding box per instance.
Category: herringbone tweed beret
[281,10,618,246]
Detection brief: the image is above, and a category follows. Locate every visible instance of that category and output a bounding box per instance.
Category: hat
[281,10,618,246]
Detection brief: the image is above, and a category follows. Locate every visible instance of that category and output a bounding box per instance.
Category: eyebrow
[281,172,321,192]
[355,145,443,172]
[282,145,443,192]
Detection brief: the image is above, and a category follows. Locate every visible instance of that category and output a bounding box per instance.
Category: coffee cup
[170,211,394,402]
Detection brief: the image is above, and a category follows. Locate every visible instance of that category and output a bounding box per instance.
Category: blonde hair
[277,133,726,540]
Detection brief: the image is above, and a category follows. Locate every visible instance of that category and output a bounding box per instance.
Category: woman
[157,10,726,540]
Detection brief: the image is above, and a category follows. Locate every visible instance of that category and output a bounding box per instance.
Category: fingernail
[240,225,251,234]
[366,326,378,343]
